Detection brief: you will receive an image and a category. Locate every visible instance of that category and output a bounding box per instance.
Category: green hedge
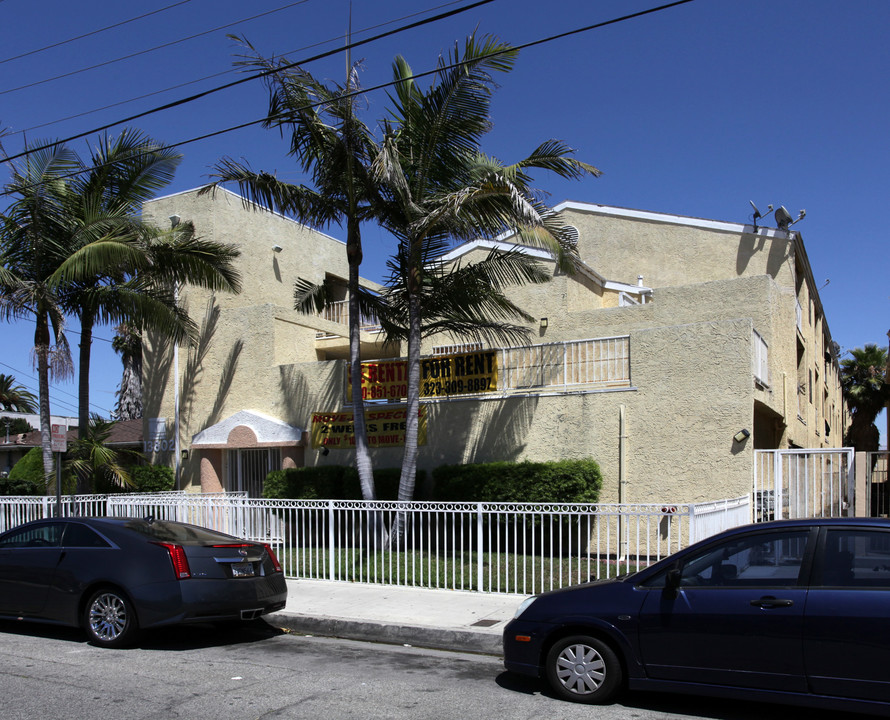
[432,459,602,503]
[263,466,425,500]
[125,464,175,493]
[2,447,48,495]
[263,459,601,503]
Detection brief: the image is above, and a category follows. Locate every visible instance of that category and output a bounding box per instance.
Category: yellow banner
[310,406,427,450]
[347,351,498,401]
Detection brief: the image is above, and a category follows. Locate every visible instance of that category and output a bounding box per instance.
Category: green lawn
[278,546,648,594]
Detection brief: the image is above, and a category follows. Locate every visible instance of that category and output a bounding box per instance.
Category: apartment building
[141,189,845,504]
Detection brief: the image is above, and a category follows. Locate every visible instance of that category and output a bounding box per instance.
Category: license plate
[232,563,255,578]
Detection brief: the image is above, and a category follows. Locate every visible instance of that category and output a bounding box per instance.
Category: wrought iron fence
[754,448,853,521]
[0,493,749,594]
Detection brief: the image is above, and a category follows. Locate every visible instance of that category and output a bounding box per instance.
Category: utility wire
[1,0,694,179]
[0,0,497,164]
[0,0,313,97]
[0,0,197,65]
[0,361,106,415]
[13,0,470,136]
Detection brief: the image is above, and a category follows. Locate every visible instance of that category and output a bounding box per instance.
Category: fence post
[476,503,484,593]
[328,500,336,581]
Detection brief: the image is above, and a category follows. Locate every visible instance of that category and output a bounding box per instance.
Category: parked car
[0,516,287,647]
[504,517,890,716]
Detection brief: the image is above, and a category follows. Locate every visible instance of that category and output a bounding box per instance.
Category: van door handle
[750,596,793,608]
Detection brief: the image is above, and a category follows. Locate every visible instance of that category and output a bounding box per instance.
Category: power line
[12,0,470,137]
[0,0,198,66]
[0,360,104,415]
[1,0,695,185]
[0,0,497,165]
[0,0,313,97]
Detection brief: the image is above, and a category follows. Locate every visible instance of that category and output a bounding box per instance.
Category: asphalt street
[0,619,847,720]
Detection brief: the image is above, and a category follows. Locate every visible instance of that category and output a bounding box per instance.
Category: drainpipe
[619,405,627,560]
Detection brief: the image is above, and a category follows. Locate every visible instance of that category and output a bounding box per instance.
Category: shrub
[2,446,76,495]
[2,447,47,495]
[432,459,602,504]
[125,465,175,493]
[263,466,426,500]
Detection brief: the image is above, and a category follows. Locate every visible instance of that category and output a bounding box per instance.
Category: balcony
[314,300,397,361]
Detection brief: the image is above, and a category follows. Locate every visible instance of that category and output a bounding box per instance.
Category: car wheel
[545,635,622,704]
[83,588,139,648]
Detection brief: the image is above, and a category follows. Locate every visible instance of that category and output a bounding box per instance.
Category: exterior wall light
[540,318,548,329]
[733,429,751,443]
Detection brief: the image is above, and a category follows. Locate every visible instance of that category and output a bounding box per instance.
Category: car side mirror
[665,567,681,593]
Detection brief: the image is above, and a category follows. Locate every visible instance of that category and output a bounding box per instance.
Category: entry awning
[191,410,304,449]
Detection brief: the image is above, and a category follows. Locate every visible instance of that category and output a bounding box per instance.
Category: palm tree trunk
[34,314,56,508]
[392,249,423,546]
[347,216,376,502]
[75,309,94,494]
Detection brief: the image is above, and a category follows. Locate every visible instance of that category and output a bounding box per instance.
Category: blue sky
[0,0,887,444]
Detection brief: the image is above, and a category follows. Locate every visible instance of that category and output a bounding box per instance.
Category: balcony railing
[316,300,381,338]
[501,336,631,392]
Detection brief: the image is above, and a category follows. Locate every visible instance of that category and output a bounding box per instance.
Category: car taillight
[263,543,282,573]
[153,542,191,579]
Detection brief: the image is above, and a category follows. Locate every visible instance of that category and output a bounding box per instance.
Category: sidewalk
[266,579,529,656]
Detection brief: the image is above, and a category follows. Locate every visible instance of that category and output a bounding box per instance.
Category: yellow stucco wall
[139,193,845,504]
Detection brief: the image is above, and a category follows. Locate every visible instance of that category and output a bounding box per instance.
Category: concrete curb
[266,612,504,656]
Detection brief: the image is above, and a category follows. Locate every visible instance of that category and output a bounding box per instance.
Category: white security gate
[754,449,854,521]
[867,452,889,517]
[227,448,276,498]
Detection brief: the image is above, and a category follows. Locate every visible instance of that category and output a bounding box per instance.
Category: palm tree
[65,414,143,494]
[112,323,142,421]
[373,35,600,503]
[0,143,78,491]
[841,344,889,453]
[50,131,242,492]
[51,132,239,443]
[203,37,383,501]
[0,373,38,413]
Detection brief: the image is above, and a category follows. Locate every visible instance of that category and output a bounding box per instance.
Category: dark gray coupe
[0,516,287,647]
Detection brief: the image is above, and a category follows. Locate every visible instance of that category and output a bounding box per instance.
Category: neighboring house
[140,188,846,503]
[0,418,143,479]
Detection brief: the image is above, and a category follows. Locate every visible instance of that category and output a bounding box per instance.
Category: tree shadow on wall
[425,395,539,466]
[277,359,345,428]
[180,297,220,431]
[202,338,243,430]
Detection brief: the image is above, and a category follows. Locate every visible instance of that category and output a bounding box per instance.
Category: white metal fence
[754,448,854,521]
[0,492,749,594]
[867,452,889,517]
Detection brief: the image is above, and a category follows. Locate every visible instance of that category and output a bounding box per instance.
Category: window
[642,530,811,589]
[817,528,890,587]
[0,522,63,548]
[62,523,111,548]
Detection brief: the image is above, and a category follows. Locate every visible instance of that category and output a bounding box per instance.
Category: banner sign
[311,406,427,450]
[348,351,498,401]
